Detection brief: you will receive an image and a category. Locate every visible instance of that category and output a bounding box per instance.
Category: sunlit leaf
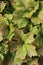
[22,1,39,18]
[15,45,26,59]
[31,26,39,35]
[14,18,28,29]
[25,44,37,57]
[31,17,43,25]
[14,45,26,65]
[4,14,13,21]
[25,33,35,44]
[0,2,6,12]
[38,9,43,21]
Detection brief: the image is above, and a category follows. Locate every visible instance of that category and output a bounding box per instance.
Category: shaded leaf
[37,45,43,56]
[0,53,4,62]
[28,58,39,65]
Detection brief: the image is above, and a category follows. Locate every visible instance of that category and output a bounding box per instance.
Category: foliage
[0,0,43,65]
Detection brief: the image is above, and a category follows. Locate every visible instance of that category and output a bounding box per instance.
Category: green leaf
[14,18,28,29]
[25,33,35,44]
[22,12,34,18]
[14,57,22,65]
[15,30,35,44]
[31,9,43,25]
[41,24,43,33]
[38,9,43,21]
[20,31,30,42]
[22,2,39,18]
[14,45,26,65]
[37,45,43,56]
[15,45,26,59]
[7,31,14,41]
[7,23,15,41]
[33,34,43,48]
[25,44,37,57]
[0,0,43,65]
[40,1,43,9]
[28,58,39,65]
[20,0,35,8]
[0,14,4,24]
[31,17,43,25]
[0,53,4,62]
[4,14,13,21]
[41,24,43,36]
[31,26,39,35]
[12,0,21,7]
[0,43,8,54]
[0,32,3,41]
[0,30,3,41]
[4,14,13,26]
[0,2,6,12]
[13,0,25,11]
